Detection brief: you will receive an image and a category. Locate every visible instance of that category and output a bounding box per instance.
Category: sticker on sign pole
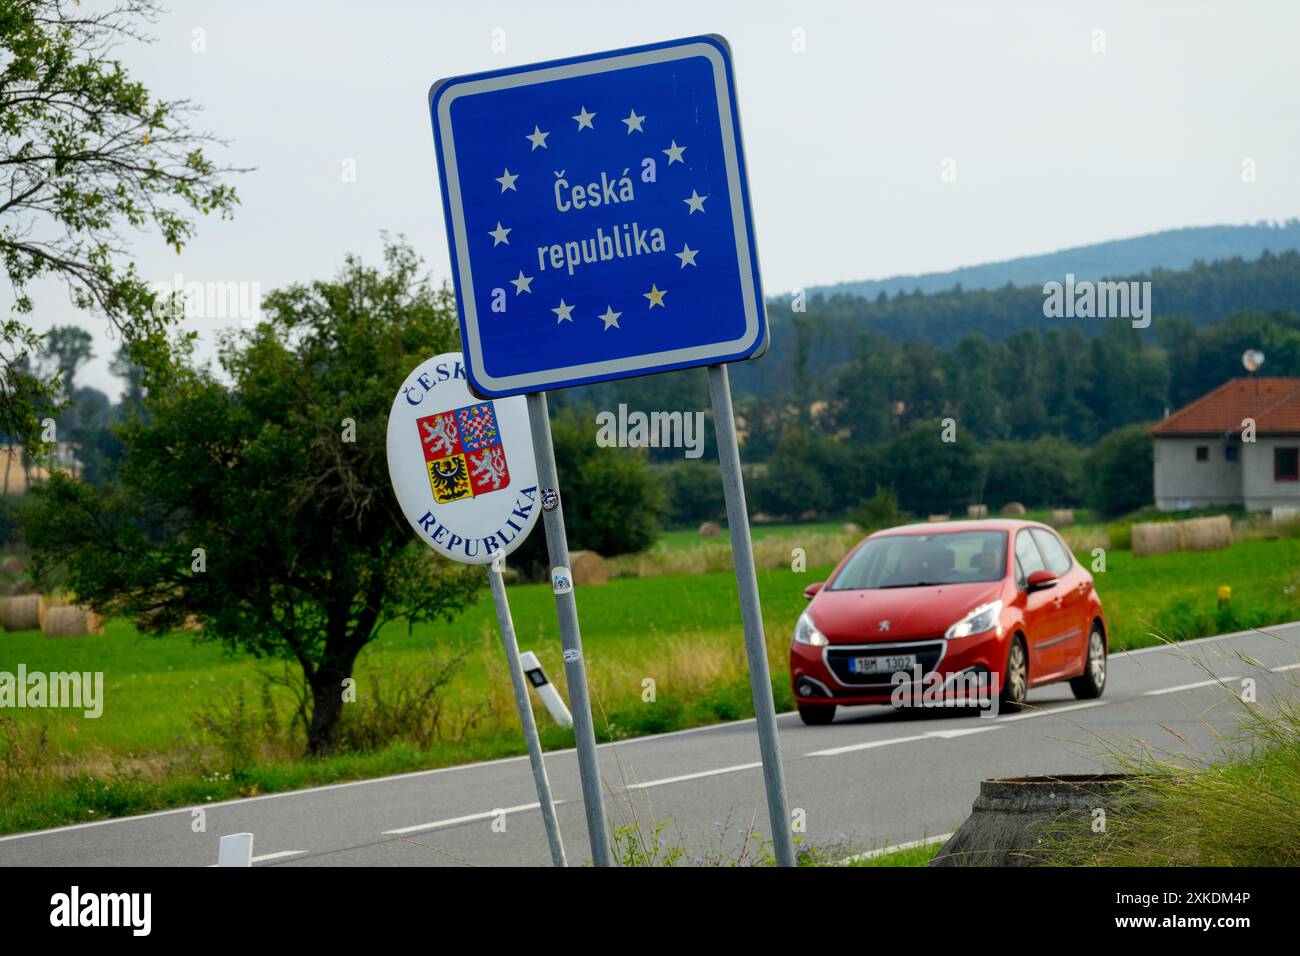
[386,352,540,564]
[551,566,573,594]
[428,34,768,398]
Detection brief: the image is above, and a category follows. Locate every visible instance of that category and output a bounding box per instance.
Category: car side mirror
[803,582,825,600]
[1026,569,1058,592]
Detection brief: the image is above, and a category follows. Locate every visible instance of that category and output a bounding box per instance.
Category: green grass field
[4,533,1300,834]
[653,521,846,552]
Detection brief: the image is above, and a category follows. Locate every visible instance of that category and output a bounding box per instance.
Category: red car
[790,519,1107,725]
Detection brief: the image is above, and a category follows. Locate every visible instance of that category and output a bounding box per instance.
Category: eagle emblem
[416,402,511,504]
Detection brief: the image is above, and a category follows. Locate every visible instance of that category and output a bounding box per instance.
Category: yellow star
[643,284,667,308]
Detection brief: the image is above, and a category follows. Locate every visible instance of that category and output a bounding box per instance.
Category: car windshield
[828,530,1008,590]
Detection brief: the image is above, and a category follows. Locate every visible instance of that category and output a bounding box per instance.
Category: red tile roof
[1151,377,1300,435]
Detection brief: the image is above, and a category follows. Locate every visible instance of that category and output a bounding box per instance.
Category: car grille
[826,641,945,686]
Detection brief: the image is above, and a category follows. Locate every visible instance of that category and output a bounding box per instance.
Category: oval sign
[386,352,540,565]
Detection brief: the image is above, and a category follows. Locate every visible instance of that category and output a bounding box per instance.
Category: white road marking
[206,849,307,867]
[837,832,953,866]
[998,700,1107,722]
[806,725,998,756]
[807,734,930,757]
[623,762,761,791]
[383,801,565,835]
[811,700,1116,754]
[1144,677,1238,696]
[925,725,1002,739]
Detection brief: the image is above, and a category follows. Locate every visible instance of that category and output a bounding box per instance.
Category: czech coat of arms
[417,402,511,504]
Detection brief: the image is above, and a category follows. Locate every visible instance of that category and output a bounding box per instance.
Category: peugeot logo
[878,620,891,632]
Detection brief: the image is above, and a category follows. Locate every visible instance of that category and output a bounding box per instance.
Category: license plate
[849,654,917,675]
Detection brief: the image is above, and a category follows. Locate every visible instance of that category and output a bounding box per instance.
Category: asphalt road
[3,624,1298,867]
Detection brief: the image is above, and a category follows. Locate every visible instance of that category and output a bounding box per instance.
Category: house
[1150,377,1300,513]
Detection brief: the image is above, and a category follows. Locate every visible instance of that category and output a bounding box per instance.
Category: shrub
[662,460,725,527]
[1085,424,1153,516]
[850,485,900,531]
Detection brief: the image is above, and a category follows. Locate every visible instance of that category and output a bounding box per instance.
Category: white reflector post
[218,832,254,867]
[519,650,573,728]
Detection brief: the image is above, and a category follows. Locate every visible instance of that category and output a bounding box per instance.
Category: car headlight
[793,611,828,647]
[945,600,1003,640]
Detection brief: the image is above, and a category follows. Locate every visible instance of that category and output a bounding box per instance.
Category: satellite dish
[1243,349,1265,372]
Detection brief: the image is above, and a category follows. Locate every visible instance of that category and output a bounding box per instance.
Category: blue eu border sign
[426,35,794,869]
[428,34,768,398]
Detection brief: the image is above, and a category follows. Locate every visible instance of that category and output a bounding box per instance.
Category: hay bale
[2,594,46,631]
[927,514,949,523]
[1050,509,1075,527]
[698,520,722,538]
[0,556,23,576]
[966,504,989,519]
[137,607,202,633]
[1131,521,1183,558]
[569,550,608,587]
[842,522,863,535]
[1001,502,1026,516]
[42,604,104,638]
[1180,515,1231,552]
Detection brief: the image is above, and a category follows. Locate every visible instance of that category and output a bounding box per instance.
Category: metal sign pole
[486,559,567,868]
[707,363,796,867]
[525,390,613,867]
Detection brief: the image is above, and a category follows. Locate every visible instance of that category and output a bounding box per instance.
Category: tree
[1084,424,1153,516]
[37,325,93,464]
[41,326,94,397]
[879,423,981,515]
[28,241,482,755]
[110,340,148,420]
[1,0,241,445]
[982,436,1085,508]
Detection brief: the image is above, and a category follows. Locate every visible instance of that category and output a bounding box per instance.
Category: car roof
[865,518,1053,538]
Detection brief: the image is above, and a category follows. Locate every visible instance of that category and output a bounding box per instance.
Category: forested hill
[805,220,1300,300]
[727,248,1300,399]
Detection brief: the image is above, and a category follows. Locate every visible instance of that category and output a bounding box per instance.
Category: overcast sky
[23,0,1300,397]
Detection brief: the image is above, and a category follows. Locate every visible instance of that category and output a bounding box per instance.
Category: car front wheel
[1069,625,1107,699]
[797,703,836,725]
[1000,636,1028,712]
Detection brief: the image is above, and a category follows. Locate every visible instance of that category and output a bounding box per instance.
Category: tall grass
[606,531,858,579]
[1035,639,1300,866]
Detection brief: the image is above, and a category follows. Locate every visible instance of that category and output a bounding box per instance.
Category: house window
[1275,448,1300,482]
[1225,445,1240,462]
[1195,446,1209,461]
